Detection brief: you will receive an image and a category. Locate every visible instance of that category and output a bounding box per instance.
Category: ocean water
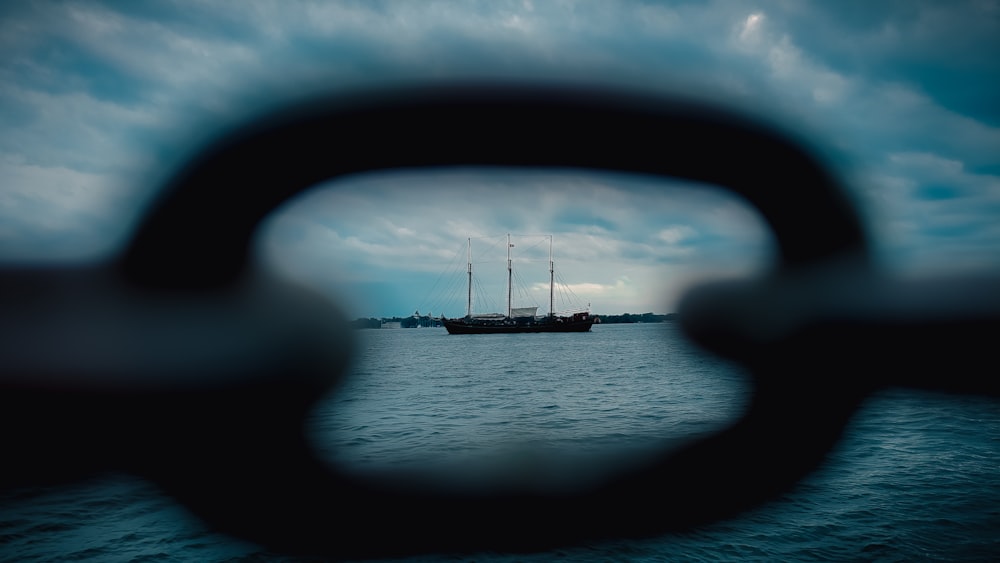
[1,323,998,561]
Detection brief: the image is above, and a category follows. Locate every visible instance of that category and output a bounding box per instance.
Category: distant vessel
[441,234,595,334]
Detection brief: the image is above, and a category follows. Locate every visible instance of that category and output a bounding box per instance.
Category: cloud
[858,151,1000,273]
[0,153,135,259]
[254,169,771,317]
[656,226,696,245]
[767,1,1000,126]
[0,0,997,314]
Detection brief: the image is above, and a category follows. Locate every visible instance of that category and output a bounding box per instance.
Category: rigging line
[512,234,548,252]
[510,269,541,309]
[554,270,588,311]
[510,233,556,239]
[427,257,472,316]
[428,240,481,316]
[416,240,469,314]
[475,234,508,264]
[472,273,498,315]
[427,267,467,317]
[554,282,585,314]
[482,233,551,261]
[508,234,550,263]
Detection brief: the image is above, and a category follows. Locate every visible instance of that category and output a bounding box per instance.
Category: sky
[1,1,998,319]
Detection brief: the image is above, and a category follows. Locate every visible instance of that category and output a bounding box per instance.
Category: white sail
[510,306,538,318]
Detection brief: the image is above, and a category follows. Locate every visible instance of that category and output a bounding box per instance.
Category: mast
[549,235,554,317]
[507,233,512,318]
[466,237,472,318]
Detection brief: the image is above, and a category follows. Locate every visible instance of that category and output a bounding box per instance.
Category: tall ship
[441,234,595,334]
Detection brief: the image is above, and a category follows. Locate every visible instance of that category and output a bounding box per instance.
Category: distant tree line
[349,315,442,329]
[349,312,676,328]
[596,312,677,324]
[349,318,382,329]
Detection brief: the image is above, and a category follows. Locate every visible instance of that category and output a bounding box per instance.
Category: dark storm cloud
[0,0,997,311]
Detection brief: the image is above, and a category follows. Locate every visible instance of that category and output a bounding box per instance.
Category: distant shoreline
[349,312,677,329]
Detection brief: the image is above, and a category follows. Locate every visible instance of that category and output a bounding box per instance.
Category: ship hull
[442,314,595,334]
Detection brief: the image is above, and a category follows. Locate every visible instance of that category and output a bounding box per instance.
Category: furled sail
[510,306,538,318]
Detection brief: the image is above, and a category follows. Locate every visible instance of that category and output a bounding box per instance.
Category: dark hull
[442,315,595,334]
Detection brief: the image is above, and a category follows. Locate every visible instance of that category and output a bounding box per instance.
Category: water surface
[1,323,997,562]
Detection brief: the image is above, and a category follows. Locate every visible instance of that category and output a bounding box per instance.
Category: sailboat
[441,234,595,334]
